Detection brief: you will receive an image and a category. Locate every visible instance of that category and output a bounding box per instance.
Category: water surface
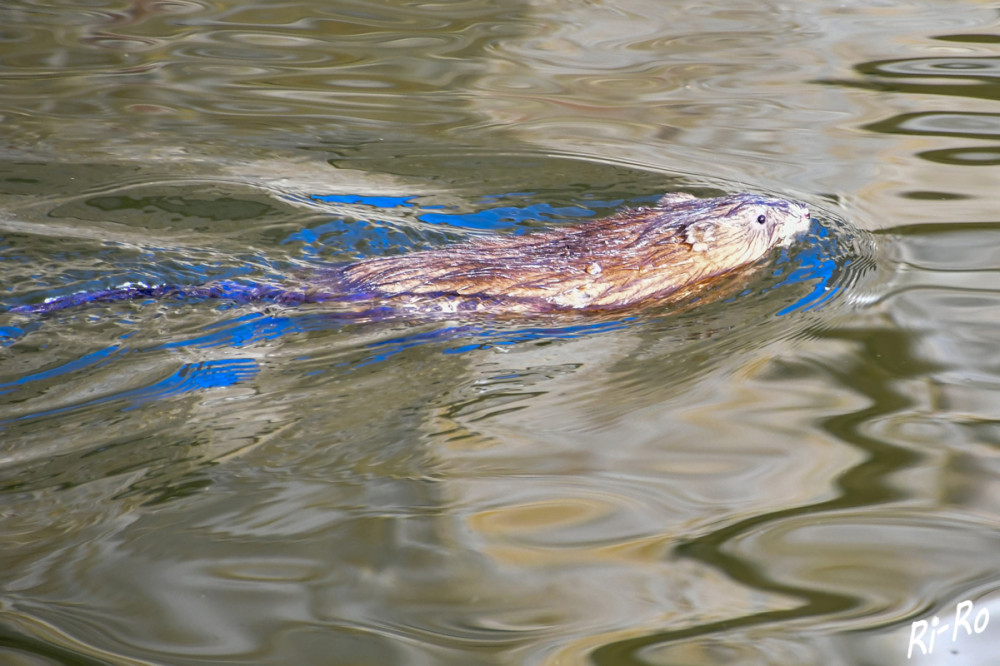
[2,1,1000,665]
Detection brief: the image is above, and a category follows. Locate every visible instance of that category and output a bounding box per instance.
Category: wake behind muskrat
[10,192,811,317]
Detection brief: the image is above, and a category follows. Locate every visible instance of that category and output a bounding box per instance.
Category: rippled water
[3,1,1000,664]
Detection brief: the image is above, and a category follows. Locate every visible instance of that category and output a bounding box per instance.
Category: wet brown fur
[338,192,810,313]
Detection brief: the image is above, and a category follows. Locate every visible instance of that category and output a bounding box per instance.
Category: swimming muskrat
[11,192,811,316]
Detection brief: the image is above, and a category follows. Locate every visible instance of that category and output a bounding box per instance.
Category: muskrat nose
[793,201,810,221]
[778,201,812,243]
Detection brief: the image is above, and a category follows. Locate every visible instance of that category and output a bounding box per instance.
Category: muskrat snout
[777,201,811,246]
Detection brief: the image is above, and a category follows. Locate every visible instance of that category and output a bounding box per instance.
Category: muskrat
[10,192,811,316]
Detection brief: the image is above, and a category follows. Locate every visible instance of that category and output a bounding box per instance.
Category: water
[2,0,1000,664]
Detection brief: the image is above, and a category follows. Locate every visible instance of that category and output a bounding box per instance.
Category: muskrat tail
[7,281,319,316]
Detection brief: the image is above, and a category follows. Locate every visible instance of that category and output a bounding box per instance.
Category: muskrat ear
[657,192,698,208]
[684,221,716,252]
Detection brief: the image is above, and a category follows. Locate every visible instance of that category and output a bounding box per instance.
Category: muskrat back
[337,192,811,312]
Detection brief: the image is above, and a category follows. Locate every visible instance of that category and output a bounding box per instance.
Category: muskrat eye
[756,214,767,225]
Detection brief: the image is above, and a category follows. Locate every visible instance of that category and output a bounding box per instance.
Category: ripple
[867,57,1000,78]
[918,146,1000,166]
[774,208,877,316]
[638,30,802,57]
[729,511,1000,626]
[585,509,1000,662]
[866,111,1000,140]
[465,485,661,554]
[888,221,1000,271]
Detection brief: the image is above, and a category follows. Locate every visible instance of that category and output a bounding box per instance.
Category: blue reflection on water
[303,192,610,237]
[312,194,417,209]
[155,312,297,349]
[0,344,123,394]
[772,219,844,316]
[129,359,259,401]
[0,326,23,345]
[0,359,259,427]
[443,318,638,354]
[418,202,596,231]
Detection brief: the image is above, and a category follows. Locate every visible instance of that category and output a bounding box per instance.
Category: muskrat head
[662,192,811,267]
